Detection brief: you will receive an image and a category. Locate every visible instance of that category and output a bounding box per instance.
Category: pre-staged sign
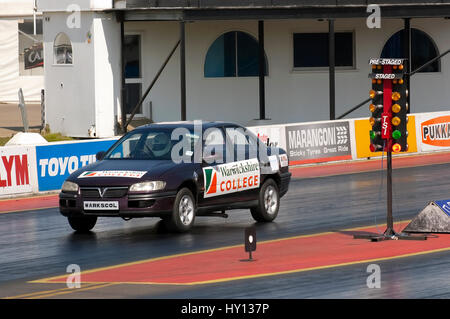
[36,139,117,191]
[0,146,35,196]
[285,121,352,165]
[420,114,450,151]
[203,159,260,198]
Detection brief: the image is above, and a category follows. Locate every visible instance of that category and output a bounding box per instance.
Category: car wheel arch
[177,180,198,204]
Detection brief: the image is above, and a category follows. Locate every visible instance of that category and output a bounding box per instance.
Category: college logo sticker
[421,115,450,147]
[78,171,147,178]
[203,159,260,198]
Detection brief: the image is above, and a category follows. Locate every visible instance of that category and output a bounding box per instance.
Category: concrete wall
[125,18,450,126]
[43,11,120,137]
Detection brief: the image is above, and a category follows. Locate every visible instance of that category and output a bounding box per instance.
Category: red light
[392,143,402,153]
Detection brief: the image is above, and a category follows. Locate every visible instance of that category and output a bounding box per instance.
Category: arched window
[53,32,73,64]
[381,28,440,73]
[204,31,268,77]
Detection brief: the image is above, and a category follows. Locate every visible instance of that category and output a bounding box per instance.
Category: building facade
[0,0,44,102]
[37,0,450,137]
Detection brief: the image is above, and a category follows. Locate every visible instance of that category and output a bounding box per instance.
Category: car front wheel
[251,179,280,222]
[68,215,97,232]
[164,188,196,232]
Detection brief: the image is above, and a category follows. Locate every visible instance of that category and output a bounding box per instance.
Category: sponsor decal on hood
[78,170,147,178]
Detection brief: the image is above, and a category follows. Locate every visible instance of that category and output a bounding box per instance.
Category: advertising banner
[0,146,38,196]
[417,112,450,152]
[35,139,118,191]
[248,125,286,150]
[354,116,418,158]
[285,121,352,165]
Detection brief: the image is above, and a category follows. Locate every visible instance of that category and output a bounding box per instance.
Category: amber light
[398,79,404,84]
[398,64,404,70]
[392,104,401,113]
[392,117,401,126]
[369,117,378,126]
[372,79,377,84]
[392,92,401,101]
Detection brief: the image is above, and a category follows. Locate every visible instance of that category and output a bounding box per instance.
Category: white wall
[0,18,43,102]
[125,18,450,126]
[37,0,113,12]
[43,11,120,137]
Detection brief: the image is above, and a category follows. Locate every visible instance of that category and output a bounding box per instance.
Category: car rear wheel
[251,179,280,222]
[68,216,97,232]
[164,188,196,233]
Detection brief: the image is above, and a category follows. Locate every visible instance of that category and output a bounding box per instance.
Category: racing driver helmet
[149,132,171,157]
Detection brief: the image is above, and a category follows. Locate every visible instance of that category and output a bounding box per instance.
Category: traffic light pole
[354,58,427,242]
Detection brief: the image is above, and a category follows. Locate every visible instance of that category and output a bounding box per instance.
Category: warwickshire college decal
[285,121,352,164]
[203,159,260,198]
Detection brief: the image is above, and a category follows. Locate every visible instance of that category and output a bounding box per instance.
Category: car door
[222,125,261,202]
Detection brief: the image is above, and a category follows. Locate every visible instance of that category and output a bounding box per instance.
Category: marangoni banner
[419,113,450,151]
[285,121,352,165]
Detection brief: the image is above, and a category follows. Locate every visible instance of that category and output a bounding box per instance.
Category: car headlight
[129,181,166,192]
[61,181,79,193]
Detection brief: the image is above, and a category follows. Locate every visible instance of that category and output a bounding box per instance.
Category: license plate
[83,201,119,211]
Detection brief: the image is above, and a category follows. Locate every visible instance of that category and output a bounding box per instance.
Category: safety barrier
[1,110,450,197]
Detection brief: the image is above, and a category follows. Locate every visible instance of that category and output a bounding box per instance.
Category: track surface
[1,154,450,299]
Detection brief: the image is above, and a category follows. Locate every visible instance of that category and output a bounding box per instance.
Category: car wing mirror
[96,151,106,161]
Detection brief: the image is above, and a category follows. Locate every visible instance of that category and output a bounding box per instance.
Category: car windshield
[104,128,199,160]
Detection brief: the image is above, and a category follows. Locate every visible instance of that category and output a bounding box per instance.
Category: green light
[370,131,377,140]
[392,130,402,139]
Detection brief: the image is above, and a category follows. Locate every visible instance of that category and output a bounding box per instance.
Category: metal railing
[337,49,450,119]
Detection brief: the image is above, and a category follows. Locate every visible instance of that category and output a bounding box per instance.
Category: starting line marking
[30,220,450,286]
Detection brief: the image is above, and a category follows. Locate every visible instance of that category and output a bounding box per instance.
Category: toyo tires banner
[35,138,118,191]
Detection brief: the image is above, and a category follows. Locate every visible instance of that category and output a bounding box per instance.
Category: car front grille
[80,187,128,199]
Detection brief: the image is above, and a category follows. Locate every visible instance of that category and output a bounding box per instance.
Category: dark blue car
[59,121,291,232]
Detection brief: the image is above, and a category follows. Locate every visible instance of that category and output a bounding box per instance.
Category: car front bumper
[59,190,177,218]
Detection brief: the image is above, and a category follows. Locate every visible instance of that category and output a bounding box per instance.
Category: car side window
[225,126,258,161]
[203,127,227,164]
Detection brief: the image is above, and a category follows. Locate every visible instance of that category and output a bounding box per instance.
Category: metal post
[120,17,127,133]
[404,18,411,114]
[329,19,336,120]
[386,149,394,235]
[258,20,266,120]
[40,89,45,131]
[180,21,186,121]
[18,88,29,132]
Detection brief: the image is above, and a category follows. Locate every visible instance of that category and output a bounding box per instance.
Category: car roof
[134,121,242,131]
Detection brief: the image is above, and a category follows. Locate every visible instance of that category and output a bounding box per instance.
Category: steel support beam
[329,19,335,120]
[258,20,266,120]
[180,21,187,121]
[404,18,411,114]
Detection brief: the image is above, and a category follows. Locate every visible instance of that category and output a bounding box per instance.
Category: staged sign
[421,115,450,148]
[285,121,352,165]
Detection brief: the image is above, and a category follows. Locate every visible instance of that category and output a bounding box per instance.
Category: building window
[381,28,440,73]
[124,34,143,115]
[19,18,43,76]
[53,32,73,64]
[293,32,354,69]
[204,31,268,77]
